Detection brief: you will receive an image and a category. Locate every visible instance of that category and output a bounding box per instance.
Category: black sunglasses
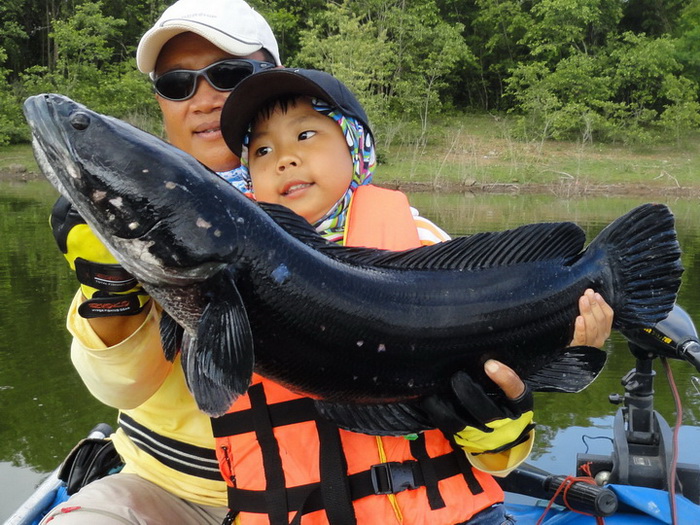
[153,59,275,101]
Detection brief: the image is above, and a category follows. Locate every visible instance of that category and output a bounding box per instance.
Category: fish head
[23,94,251,286]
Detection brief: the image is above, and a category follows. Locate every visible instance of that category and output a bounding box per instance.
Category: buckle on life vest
[370,461,420,495]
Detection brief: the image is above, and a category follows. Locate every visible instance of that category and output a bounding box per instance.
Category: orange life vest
[212,185,504,524]
[343,185,421,250]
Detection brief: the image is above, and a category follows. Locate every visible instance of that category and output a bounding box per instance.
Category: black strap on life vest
[248,384,290,525]
[409,433,446,510]
[454,440,486,496]
[212,396,320,435]
[224,450,482,521]
[212,386,485,523]
[314,414,357,525]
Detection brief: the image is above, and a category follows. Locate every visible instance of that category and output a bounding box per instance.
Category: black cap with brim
[221,68,371,157]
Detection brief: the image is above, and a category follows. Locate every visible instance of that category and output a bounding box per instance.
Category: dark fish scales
[23,94,684,434]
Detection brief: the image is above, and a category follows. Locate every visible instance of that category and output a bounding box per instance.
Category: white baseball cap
[136,0,281,77]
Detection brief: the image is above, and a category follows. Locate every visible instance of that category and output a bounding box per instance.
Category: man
[42,1,280,523]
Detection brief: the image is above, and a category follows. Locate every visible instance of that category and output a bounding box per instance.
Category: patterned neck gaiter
[222,97,376,244]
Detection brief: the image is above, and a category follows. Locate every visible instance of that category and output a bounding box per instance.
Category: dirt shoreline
[379,179,700,198]
[4,168,699,198]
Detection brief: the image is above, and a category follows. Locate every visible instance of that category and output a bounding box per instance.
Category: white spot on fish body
[66,164,81,180]
[165,181,176,190]
[377,343,386,352]
[214,230,222,237]
[356,341,364,347]
[319,325,326,332]
[408,379,414,387]
[237,217,245,224]
[271,264,291,284]
[109,197,123,208]
[128,222,139,230]
[142,169,149,174]
[131,239,160,265]
[92,190,107,202]
[196,218,212,229]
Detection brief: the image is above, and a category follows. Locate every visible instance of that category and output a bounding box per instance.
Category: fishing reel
[576,303,700,504]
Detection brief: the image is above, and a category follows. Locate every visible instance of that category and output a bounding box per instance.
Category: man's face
[155,32,268,172]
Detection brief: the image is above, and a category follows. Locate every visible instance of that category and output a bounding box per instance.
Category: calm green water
[1,182,699,519]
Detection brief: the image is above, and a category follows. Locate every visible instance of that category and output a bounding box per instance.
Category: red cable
[536,473,605,525]
[662,357,681,525]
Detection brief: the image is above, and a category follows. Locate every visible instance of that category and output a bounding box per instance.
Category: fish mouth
[24,94,223,287]
[24,95,82,199]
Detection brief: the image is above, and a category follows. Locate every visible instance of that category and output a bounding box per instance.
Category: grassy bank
[1,144,39,173]
[5,112,700,196]
[377,113,700,196]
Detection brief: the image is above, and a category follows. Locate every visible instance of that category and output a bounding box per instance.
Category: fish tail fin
[589,203,683,327]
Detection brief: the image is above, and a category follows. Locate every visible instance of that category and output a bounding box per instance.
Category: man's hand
[50,196,150,319]
[422,360,534,456]
[570,289,614,348]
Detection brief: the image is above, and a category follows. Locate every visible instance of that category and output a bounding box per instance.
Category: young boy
[222,69,458,249]
[215,68,613,524]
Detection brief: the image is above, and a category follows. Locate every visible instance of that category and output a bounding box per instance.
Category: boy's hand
[50,196,150,318]
[570,289,614,348]
[422,361,534,455]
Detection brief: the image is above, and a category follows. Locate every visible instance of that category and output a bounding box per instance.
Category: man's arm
[86,309,150,347]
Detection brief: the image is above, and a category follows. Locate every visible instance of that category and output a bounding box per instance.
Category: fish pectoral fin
[314,399,434,436]
[159,311,183,362]
[185,272,254,417]
[525,345,608,393]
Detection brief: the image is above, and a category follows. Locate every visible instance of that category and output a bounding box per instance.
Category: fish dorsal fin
[259,202,337,247]
[261,201,586,270]
[354,222,586,270]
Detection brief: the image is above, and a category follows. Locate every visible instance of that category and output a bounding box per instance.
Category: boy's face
[247,97,354,224]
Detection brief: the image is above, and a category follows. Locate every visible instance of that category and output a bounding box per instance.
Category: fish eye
[70,111,91,131]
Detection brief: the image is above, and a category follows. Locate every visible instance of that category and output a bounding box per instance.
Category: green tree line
[1,0,700,147]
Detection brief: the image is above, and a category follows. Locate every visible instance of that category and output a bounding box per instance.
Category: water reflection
[0,183,698,518]
[692,376,700,396]
[0,182,116,520]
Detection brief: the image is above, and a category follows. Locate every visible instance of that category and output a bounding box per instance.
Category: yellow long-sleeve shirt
[67,292,227,507]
